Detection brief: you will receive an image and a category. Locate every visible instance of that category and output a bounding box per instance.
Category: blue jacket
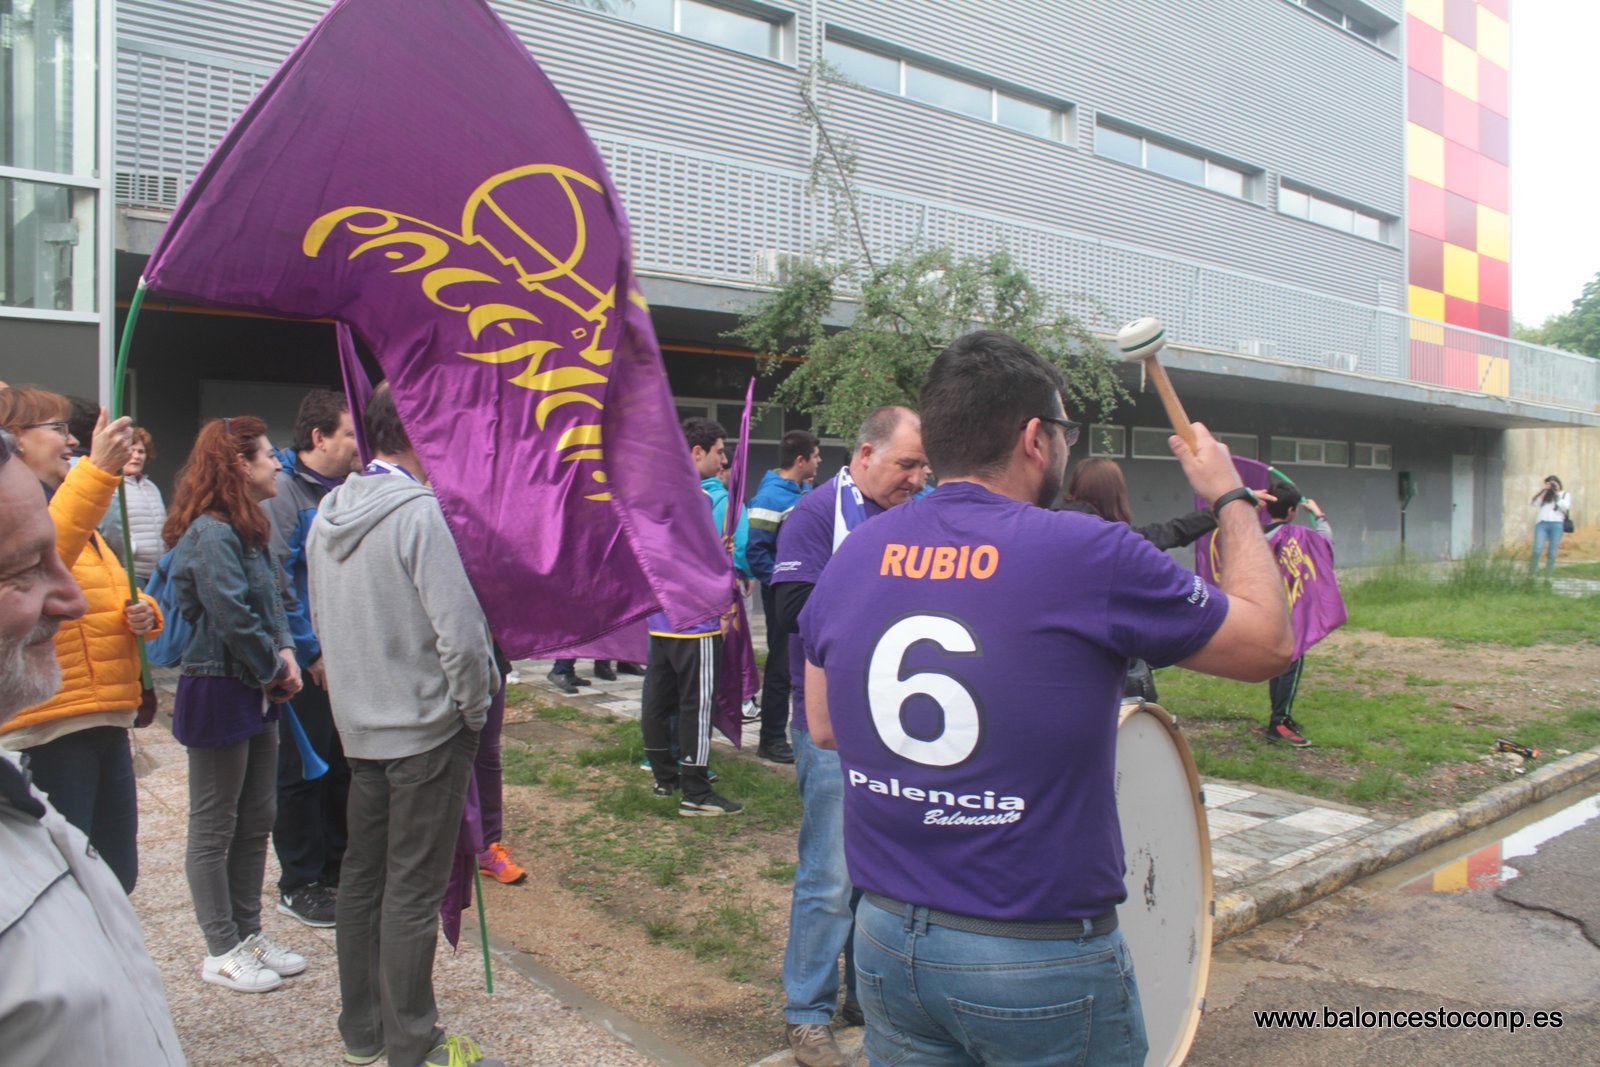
[746,469,808,586]
[170,516,292,688]
[262,448,343,667]
[703,476,753,580]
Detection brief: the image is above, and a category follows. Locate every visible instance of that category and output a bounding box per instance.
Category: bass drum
[1116,700,1212,1067]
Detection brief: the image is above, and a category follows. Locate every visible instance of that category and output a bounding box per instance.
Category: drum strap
[864,892,1119,941]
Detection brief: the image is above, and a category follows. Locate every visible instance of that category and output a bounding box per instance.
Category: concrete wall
[1500,426,1600,553]
[1,320,100,400]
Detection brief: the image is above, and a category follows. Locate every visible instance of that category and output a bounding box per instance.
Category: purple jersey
[771,474,884,731]
[802,482,1229,921]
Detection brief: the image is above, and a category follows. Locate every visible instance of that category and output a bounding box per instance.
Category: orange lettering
[956,544,970,579]
[881,543,906,576]
[930,546,957,580]
[904,546,932,579]
[970,545,999,579]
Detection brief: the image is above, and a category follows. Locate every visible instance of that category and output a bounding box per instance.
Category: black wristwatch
[1212,486,1259,518]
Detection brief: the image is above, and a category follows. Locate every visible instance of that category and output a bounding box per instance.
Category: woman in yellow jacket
[0,387,161,893]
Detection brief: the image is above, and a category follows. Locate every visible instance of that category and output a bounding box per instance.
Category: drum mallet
[1117,316,1196,452]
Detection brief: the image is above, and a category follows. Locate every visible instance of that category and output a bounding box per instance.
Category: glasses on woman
[23,421,71,437]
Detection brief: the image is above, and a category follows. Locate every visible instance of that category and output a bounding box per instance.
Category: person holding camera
[1531,476,1572,577]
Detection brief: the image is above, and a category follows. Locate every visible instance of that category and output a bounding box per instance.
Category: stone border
[1212,744,1600,941]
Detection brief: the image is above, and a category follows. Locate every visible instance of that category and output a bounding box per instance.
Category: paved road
[1184,801,1600,1066]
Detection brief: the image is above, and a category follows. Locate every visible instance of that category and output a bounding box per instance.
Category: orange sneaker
[477,841,527,885]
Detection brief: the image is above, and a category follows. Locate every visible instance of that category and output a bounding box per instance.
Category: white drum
[1115,701,1212,1067]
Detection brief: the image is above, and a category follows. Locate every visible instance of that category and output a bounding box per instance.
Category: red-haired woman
[1062,457,1221,703]
[163,417,305,993]
[0,387,158,894]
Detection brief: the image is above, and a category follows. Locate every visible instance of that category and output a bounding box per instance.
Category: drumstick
[1117,317,1196,452]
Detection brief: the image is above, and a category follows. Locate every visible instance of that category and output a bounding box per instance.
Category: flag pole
[474,866,494,994]
[114,282,153,689]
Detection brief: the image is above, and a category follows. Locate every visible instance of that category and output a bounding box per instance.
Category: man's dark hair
[919,331,1066,479]
[292,389,349,453]
[0,427,14,467]
[365,382,412,457]
[779,429,820,468]
[682,416,727,453]
[1266,478,1302,520]
[66,395,98,451]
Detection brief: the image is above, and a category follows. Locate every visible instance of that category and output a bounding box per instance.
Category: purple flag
[336,323,374,465]
[1195,457,1346,659]
[712,379,761,745]
[141,0,730,657]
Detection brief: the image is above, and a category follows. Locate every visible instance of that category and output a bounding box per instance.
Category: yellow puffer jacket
[0,461,164,736]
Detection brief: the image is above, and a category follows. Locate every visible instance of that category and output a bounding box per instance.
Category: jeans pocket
[948,994,1094,1067]
[855,967,912,1067]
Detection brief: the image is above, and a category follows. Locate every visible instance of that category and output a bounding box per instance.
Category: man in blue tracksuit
[744,430,820,764]
[262,389,361,927]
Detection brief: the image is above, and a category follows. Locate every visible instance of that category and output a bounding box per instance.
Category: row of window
[1088,426,1393,470]
[567,0,1396,246]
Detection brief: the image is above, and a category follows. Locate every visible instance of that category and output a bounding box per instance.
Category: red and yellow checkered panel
[1407,0,1510,393]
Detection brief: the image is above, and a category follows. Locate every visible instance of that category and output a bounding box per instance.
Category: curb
[1212,744,1600,942]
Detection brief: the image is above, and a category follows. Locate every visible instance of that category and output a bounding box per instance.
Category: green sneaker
[425,1035,503,1066]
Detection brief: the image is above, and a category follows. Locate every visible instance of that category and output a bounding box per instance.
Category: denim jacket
[170,515,291,688]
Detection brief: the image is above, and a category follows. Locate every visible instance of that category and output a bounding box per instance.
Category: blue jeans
[782,727,860,1023]
[1532,520,1565,575]
[853,897,1148,1067]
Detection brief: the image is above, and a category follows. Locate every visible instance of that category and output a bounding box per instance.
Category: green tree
[729,73,1127,438]
[1538,271,1600,357]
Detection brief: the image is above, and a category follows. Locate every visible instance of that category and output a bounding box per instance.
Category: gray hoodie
[307,471,497,760]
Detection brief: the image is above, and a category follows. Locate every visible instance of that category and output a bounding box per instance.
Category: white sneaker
[242,932,306,977]
[505,670,522,685]
[202,942,283,992]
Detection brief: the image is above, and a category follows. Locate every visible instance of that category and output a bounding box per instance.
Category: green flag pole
[474,865,494,994]
[113,283,153,689]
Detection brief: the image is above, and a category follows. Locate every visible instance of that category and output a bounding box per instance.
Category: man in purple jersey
[773,406,926,1067]
[803,332,1292,1066]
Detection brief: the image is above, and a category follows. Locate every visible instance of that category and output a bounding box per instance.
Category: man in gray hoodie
[307,383,502,1067]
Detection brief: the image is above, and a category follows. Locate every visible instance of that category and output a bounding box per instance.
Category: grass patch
[1559,562,1600,580]
[761,860,797,883]
[1344,555,1600,646]
[536,704,585,722]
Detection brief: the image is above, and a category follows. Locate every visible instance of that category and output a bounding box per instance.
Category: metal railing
[114,41,1600,416]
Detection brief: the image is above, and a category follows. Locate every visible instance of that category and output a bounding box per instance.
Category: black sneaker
[757,740,796,764]
[594,662,618,681]
[1265,721,1312,748]
[679,792,744,817]
[277,883,336,927]
[545,670,579,695]
[651,781,678,797]
[615,662,646,676]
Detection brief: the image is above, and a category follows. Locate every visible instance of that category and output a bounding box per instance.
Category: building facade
[7,0,1596,561]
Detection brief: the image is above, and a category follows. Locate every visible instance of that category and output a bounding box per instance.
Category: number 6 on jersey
[866,614,983,767]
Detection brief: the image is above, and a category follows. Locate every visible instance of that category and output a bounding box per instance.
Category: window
[1270,436,1349,467]
[2,176,97,313]
[1131,427,1179,460]
[1095,120,1257,202]
[824,36,1067,140]
[1278,181,1390,243]
[1353,442,1393,469]
[1087,425,1126,458]
[1216,432,1260,460]
[1287,0,1389,44]
[596,0,788,60]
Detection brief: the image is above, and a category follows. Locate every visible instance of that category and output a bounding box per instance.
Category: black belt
[864,892,1118,941]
